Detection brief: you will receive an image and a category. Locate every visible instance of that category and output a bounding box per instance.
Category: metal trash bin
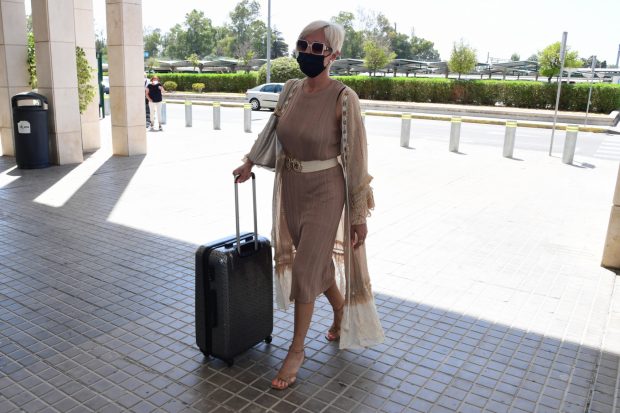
[12,92,50,169]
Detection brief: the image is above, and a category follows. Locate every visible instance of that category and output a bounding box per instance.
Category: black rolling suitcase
[195,173,273,366]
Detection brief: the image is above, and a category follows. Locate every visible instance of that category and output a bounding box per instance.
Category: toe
[271,378,284,389]
[271,377,289,390]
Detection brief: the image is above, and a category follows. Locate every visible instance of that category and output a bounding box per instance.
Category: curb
[362,110,609,133]
[163,99,612,134]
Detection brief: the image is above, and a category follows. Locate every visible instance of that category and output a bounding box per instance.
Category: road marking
[594,137,620,160]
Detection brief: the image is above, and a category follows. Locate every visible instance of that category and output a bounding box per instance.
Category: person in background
[233,20,384,391]
[146,76,164,131]
[144,73,151,129]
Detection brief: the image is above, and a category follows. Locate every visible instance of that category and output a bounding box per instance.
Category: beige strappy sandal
[326,302,344,342]
[271,346,305,390]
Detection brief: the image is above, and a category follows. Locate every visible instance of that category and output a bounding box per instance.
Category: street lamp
[549,31,567,156]
[584,56,596,126]
[266,0,271,83]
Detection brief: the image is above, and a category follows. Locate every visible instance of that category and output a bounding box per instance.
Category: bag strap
[274,79,301,117]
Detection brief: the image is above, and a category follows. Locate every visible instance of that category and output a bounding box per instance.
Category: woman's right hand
[233,161,254,183]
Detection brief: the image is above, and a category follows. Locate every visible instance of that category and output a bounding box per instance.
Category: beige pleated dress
[275,79,346,303]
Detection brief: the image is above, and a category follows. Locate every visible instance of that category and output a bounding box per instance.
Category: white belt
[284,156,339,173]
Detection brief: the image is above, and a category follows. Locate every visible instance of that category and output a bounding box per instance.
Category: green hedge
[155,72,620,113]
[334,76,620,114]
[157,73,258,93]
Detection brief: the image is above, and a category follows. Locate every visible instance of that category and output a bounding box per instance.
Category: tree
[331,11,364,58]
[527,54,538,62]
[537,42,581,82]
[143,28,162,58]
[161,10,214,59]
[448,40,477,79]
[510,53,520,61]
[270,29,289,58]
[389,32,412,59]
[184,10,215,56]
[249,19,268,58]
[363,39,395,76]
[359,10,392,41]
[257,57,303,83]
[228,0,261,60]
[145,57,159,73]
[186,53,201,72]
[582,55,605,69]
[76,47,96,114]
[213,26,234,57]
[27,31,36,88]
[162,24,187,59]
[410,36,440,61]
[95,30,107,61]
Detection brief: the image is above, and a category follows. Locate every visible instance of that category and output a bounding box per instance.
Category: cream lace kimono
[247,79,385,349]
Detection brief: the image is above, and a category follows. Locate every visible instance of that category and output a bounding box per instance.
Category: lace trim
[350,185,375,225]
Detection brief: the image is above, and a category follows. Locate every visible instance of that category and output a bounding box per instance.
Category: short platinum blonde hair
[298,20,345,54]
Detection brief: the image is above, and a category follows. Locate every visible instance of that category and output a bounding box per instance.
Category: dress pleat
[276,80,345,303]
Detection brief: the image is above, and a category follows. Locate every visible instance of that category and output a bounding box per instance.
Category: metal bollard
[449,117,461,152]
[185,100,192,127]
[243,103,252,133]
[213,102,221,130]
[104,97,110,116]
[562,125,579,165]
[400,113,412,148]
[503,121,517,158]
[160,101,167,125]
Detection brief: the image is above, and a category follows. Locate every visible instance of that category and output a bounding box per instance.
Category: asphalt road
[164,104,620,162]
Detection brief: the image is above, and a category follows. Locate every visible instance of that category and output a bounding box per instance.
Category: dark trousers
[145,98,151,127]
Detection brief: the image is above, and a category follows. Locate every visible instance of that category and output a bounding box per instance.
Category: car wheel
[250,98,260,111]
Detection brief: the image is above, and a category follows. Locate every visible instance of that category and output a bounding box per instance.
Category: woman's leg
[324,280,345,340]
[148,101,157,129]
[272,300,314,389]
[154,102,163,129]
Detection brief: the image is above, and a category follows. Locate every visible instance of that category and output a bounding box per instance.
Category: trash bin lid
[12,92,48,109]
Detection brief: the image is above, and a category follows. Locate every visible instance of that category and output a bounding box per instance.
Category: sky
[88,0,619,64]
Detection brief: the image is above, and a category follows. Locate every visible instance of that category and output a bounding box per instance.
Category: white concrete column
[32,0,83,165]
[602,165,620,272]
[0,0,29,156]
[105,0,146,156]
[74,0,100,152]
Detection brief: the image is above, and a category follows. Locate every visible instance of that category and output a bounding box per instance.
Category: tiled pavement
[1,107,619,412]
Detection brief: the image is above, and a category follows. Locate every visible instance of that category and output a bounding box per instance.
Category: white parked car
[246,83,284,111]
[101,76,110,94]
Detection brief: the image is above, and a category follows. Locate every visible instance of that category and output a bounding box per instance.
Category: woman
[233,20,384,391]
[145,76,165,131]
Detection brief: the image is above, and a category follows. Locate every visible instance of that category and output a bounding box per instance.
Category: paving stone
[0,112,619,413]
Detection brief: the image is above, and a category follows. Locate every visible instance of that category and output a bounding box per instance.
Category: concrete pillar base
[602,165,620,273]
[0,0,30,157]
[602,206,620,272]
[106,0,146,156]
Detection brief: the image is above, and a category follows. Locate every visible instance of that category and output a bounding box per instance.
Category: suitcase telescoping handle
[234,172,259,254]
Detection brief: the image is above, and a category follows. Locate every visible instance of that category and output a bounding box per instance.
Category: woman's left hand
[351,223,368,249]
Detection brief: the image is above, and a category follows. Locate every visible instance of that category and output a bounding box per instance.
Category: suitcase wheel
[225,359,234,367]
[265,336,272,344]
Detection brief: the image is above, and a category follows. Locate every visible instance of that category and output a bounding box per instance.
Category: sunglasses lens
[311,42,324,55]
[296,40,308,52]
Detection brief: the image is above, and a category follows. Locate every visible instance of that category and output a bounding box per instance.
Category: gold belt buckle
[285,156,302,172]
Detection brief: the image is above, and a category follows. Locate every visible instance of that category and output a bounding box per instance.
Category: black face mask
[296,52,326,78]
